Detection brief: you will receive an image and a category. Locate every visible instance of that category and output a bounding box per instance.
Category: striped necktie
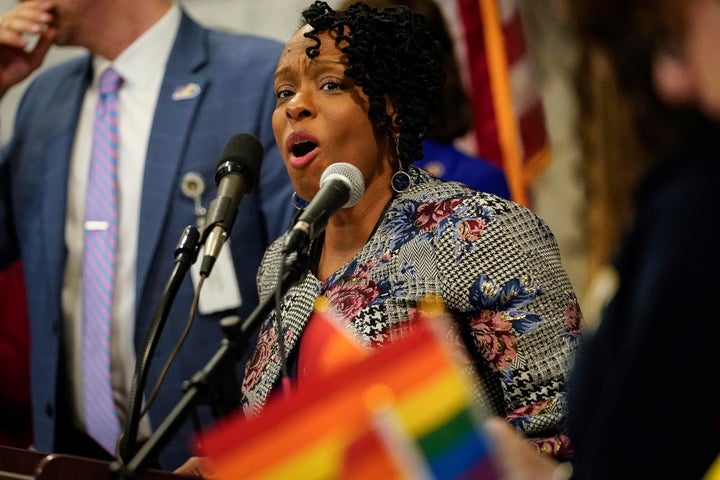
[82,67,123,455]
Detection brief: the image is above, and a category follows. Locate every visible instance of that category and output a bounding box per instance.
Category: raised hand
[0,0,56,99]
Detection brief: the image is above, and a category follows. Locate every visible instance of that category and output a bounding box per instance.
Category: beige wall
[518,1,587,299]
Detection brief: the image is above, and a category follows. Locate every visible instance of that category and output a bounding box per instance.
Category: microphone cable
[140,275,204,418]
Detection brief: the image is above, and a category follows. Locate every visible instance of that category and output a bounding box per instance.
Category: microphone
[282,162,365,255]
[200,133,264,276]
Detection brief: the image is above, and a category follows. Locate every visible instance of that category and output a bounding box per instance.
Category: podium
[0,445,189,480]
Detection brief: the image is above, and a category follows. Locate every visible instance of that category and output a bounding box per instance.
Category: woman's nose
[285,92,314,121]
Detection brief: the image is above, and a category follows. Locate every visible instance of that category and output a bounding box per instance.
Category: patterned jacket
[241,167,581,457]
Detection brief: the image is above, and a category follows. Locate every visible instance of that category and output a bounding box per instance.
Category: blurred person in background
[0,0,294,470]
[484,0,720,478]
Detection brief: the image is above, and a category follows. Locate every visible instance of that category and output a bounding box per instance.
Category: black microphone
[200,134,264,276]
[282,162,365,255]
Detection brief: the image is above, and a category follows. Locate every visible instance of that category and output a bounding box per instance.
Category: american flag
[437,0,550,206]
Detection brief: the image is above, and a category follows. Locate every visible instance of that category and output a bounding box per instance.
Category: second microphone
[282,162,365,255]
[200,133,264,276]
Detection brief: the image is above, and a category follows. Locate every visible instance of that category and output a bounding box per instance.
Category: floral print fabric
[241,167,581,457]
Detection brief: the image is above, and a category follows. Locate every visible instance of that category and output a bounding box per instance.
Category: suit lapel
[136,12,208,299]
[42,57,93,297]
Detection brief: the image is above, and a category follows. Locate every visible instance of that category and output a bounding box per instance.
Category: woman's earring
[292,192,309,210]
[391,168,411,193]
[390,134,410,193]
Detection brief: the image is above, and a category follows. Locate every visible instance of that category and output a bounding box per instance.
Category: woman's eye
[320,81,342,91]
[276,88,294,99]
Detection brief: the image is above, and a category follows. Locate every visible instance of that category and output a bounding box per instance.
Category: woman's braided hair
[300,0,445,166]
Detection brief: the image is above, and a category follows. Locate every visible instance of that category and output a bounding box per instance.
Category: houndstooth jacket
[240,166,582,455]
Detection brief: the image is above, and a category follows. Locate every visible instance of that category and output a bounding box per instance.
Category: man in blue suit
[0,0,294,471]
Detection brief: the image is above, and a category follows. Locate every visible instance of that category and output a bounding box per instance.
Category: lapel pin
[172,83,201,101]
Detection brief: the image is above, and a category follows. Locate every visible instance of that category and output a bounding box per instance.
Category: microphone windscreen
[214,133,264,192]
[320,162,365,208]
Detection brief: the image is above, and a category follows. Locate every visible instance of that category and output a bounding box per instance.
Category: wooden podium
[0,445,189,480]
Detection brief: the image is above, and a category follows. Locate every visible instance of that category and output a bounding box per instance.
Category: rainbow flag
[198,316,499,479]
[704,454,720,480]
[438,0,550,206]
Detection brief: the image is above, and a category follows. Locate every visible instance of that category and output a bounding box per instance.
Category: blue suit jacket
[0,11,294,469]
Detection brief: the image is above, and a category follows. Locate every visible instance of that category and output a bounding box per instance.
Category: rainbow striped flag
[198,315,499,479]
[704,454,720,480]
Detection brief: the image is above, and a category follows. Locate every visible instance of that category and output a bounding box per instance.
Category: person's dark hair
[570,0,702,170]
[300,0,445,166]
[568,0,707,271]
[338,0,472,143]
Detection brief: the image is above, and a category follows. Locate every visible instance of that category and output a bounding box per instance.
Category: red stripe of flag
[440,0,551,206]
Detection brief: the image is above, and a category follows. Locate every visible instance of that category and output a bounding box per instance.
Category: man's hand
[0,0,56,99]
[174,456,214,480]
[483,416,563,480]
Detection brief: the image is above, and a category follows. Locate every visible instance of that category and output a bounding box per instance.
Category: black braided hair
[300,0,445,166]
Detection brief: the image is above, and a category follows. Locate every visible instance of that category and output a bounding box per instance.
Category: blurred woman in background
[485,0,720,478]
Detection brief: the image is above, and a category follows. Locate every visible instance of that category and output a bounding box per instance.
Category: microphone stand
[111,250,311,479]
[119,226,201,463]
